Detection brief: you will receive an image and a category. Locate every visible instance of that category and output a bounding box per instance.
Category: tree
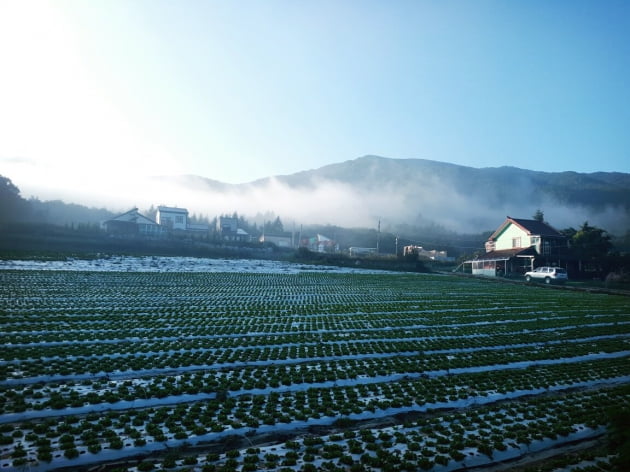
[145,205,157,222]
[571,222,613,260]
[0,175,30,223]
[533,209,544,222]
[265,216,284,234]
[560,227,577,240]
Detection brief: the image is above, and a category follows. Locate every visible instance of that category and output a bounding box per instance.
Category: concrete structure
[260,233,293,248]
[349,247,377,257]
[156,206,188,231]
[403,245,452,261]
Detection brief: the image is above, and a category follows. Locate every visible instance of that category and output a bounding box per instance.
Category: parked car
[524,266,568,284]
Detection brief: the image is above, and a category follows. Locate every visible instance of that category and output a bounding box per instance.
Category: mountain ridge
[243,156,630,197]
[166,155,630,195]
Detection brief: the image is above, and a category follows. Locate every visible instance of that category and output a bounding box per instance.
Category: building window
[512,237,521,248]
[176,216,184,224]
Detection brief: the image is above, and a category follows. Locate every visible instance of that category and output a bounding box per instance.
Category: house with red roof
[470,216,568,277]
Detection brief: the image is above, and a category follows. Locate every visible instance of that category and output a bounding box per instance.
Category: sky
[1,0,629,212]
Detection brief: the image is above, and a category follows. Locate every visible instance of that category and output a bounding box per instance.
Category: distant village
[104,206,342,254]
[103,206,625,282]
[103,206,455,261]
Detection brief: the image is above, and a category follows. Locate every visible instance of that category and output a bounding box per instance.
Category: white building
[260,233,293,248]
[156,206,188,231]
[403,245,451,261]
[349,247,377,257]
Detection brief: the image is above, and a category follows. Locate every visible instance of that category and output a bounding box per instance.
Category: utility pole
[298,224,302,249]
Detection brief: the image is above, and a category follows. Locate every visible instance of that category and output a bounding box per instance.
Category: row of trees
[533,209,615,260]
[0,176,114,227]
[0,175,287,237]
[531,209,630,280]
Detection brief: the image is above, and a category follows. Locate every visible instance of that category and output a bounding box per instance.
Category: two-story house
[470,216,568,277]
[156,206,188,231]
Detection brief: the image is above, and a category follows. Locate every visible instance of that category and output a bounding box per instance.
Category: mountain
[173,155,630,234]
[262,156,630,209]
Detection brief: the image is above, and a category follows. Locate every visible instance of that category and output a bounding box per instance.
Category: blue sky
[1,0,629,201]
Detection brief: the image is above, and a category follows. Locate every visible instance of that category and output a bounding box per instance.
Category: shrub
[64,447,79,459]
[12,443,27,458]
[109,437,124,450]
[12,458,28,467]
[339,455,354,466]
[162,454,178,468]
[183,456,197,465]
[37,449,53,462]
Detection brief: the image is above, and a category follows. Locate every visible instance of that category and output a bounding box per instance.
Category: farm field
[1,257,629,471]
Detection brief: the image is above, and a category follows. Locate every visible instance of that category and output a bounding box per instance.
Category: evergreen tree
[265,216,284,233]
[0,175,30,223]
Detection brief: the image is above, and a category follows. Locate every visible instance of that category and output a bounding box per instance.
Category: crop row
[2,335,629,384]
[0,306,627,336]
[2,322,630,363]
[2,355,628,423]
[3,320,629,359]
[2,381,627,471]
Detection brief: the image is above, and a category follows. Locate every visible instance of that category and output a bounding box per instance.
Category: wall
[495,224,529,251]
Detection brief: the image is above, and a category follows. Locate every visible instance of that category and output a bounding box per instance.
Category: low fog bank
[9,152,629,237]
[26,173,624,236]
[156,175,629,235]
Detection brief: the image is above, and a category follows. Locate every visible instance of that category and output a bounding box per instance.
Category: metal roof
[105,208,158,226]
[157,206,188,214]
[472,247,537,261]
[489,217,565,241]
